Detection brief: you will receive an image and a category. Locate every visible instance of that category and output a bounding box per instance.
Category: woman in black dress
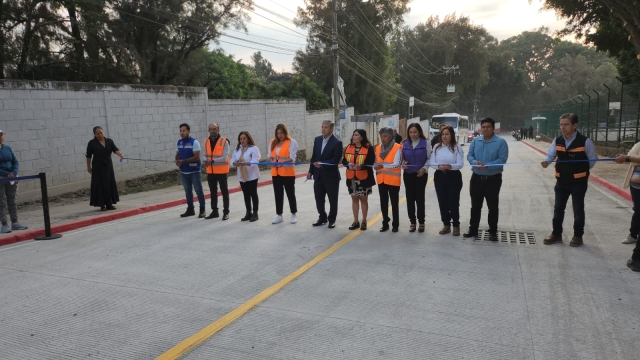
[86,126,124,211]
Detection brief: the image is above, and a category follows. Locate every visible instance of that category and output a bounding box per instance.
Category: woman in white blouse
[230,131,262,222]
[269,124,298,225]
[429,125,464,236]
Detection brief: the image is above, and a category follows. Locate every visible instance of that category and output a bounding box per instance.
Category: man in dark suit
[308,120,344,228]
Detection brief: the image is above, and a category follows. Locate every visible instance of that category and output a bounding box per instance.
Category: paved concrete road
[1,136,638,359]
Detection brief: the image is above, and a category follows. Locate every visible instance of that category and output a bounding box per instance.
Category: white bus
[428,113,469,145]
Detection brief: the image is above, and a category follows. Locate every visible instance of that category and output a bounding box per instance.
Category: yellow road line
[157,180,434,359]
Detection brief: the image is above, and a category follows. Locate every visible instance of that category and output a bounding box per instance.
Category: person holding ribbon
[0,130,28,233]
[343,129,375,231]
[374,127,403,233]
[203,123,230,220]
[430,125,464,236]
[541,113,597,247]
[269,124,298,225]
[231,131,261,222]
[308,120,343,229]
[614,145,640,271]
[464,118,509,241]
[175,123,206,218]
[86,126,124,212]
[401,123,431,233]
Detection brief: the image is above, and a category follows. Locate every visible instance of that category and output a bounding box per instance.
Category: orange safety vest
[375,143,402,186]
[344,144,369,180]
[270,138,296,177]
[203,137,230,175]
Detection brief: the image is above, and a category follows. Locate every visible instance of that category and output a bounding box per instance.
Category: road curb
[0,172,309,247]
[521,141,631,203]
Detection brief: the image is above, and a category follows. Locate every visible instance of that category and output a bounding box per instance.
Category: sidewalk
[0,164,311,246]
[522,139,632,201]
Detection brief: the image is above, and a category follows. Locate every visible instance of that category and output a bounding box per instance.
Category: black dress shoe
[205,212,217,220]
[312,220,328,226]
[222,214,229,220]
[180,208,195,217]
[380,224,389,232]
[198,208,206,218]
[348,221,360,230]
[488,233,498,241]
[392,227,399,233]
[463,231,478,238]
[241,212,252,221]
[328,222,336,229]
[250,213,259,222]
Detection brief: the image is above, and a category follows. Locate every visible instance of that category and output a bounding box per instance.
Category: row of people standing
[342,123,466,234]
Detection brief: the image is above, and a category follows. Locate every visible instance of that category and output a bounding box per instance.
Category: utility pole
[332,0,341,140]
[443,65,460,92]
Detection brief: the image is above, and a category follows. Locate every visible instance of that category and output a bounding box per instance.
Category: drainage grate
[472,230,536,245]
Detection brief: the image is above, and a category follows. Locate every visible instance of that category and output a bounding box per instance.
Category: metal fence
[531,82,640,148]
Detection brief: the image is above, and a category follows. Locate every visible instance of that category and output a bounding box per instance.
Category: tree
[540,0,640,61]
[249,51,275,80]
[394,14,495,119]
[294,0,410,114]
[1,0,249,84]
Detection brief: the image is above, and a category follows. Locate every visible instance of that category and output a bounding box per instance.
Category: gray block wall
[0,80,355,201]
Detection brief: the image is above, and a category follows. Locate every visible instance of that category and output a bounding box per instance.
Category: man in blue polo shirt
[463,118,509,241]
[175,123,206,218]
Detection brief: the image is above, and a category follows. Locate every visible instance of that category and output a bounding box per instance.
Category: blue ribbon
[0,174,40,183]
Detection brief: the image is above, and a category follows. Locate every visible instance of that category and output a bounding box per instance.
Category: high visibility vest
[554,132,589,182]
[204,137,230,175]
[344,144,369,180]
[270,139,296,177]
[375,143,402,186]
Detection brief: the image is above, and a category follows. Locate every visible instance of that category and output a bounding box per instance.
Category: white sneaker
[290,214,297,224]
[272,215,283,224]
[622,234,637,244]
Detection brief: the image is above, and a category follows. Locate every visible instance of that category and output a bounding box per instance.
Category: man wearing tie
[308,120,344,229]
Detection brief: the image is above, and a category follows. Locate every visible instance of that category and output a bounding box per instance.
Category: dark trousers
[379,184,400,228]
[434,170,463,227]
[181,172,205,210]
[403,172,428,224]
[314,179,340,223]
[630,187,640,239]
[469,173,502,234]
[207,173,229,214]
[273,175,297,214]
[240,179,259,214]
[552,180,588,237]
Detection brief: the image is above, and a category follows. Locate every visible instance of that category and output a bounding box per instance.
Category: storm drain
[472,230,537,245]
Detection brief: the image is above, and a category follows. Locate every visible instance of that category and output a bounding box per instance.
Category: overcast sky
[215,0,567,72]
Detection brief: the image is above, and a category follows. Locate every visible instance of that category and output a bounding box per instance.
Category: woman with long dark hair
[86,126,124,211]
[342,129,376,230]
[402,123,432,232]
[429,125,464,236]
[230,131,261,222]
[269,123,298,225]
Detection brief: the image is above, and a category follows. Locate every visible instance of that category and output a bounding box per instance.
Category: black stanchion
[34,172,62,240]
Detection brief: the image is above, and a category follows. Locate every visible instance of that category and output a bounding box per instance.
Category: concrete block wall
[0,80,356,201]
[0,80,207,200]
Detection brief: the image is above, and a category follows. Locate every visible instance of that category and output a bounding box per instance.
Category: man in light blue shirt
[464,118,509,241]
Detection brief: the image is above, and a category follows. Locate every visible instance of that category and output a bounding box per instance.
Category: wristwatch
[626,156,631,162]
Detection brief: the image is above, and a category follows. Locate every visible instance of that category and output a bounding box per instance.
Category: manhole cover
[472,230,536,245]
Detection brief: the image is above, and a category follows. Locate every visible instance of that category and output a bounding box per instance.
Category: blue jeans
[181,172,205,209]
